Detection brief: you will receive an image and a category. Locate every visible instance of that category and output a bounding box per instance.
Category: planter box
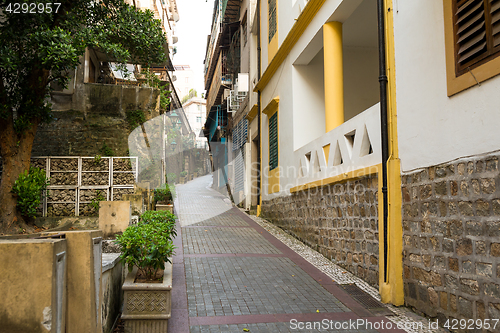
[122,262,172,332]
[155,203,173,213]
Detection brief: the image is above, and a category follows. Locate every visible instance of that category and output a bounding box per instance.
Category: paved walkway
[168,175,406,333]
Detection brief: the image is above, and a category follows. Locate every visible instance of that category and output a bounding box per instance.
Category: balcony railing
[294,103,381,187]
[206,49,230,110]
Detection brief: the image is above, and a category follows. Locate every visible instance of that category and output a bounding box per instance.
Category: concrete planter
[179,177,185,184]
[155,203,174,213]
[122,262,172,332]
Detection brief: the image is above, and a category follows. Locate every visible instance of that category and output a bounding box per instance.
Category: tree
[181,88,198,104]
[0,0,167,233]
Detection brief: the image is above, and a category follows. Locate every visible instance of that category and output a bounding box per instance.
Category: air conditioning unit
[228,90,248,113]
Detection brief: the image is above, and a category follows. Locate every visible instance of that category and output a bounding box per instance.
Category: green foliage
[11,167,49,218]
[140,68,161,88]
[159,86,171,114]
[126,109,146,129]
[180,171,187,178]
[116,210,177,281]
[166,172,177,183]
[0,0,167,131]
[181,88,197,104]
[154,184,175,204]
[90,190,106,212]
[93,154,103,166]
[99,143,114,156]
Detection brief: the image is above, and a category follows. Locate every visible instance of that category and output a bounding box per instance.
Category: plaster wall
[0,239,67,333]
[99,201,132,238]
[42,230,104,333]
[394,0,500,172]
[292,50,325,150]
[343,46,379,122]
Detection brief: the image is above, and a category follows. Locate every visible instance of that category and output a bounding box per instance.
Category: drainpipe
[257,0,262,209]
[377,0,389,283]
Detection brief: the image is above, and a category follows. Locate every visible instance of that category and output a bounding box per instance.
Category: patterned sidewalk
[167,175,407,333]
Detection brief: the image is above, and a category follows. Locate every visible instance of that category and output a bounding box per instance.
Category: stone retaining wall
[402,152,500,325]
[261,174,380,286]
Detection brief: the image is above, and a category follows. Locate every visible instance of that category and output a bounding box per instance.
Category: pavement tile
[183,227,281,254]
[185,256,349,318]
[189,322,379,333]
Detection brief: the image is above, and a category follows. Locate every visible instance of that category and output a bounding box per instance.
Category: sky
[173,0,216,95]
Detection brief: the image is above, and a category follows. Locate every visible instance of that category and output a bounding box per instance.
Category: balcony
[206,49,230,111]
[293,103,381,189]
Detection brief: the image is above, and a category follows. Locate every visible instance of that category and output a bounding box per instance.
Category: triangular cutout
[313,151,321,173]
[332,141,343,166]
[344,130,356,158]
[359,125,373,157]
[323,144,330,166]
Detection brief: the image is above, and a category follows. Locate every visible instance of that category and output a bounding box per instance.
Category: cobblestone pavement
[168,175,419,333]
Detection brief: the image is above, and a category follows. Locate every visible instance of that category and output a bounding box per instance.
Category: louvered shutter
[491,0,500,47]
[268,0,277,43]
[454,0,500,74]
[269,112,278,170]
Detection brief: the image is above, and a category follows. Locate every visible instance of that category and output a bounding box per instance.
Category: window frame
[453,0,500,75]
[444,0,500,96]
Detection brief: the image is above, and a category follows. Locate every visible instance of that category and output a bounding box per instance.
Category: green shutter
[269,112,278,170]
[268,0,277,43]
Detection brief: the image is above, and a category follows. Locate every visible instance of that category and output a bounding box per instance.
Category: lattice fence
[0,156,138,217]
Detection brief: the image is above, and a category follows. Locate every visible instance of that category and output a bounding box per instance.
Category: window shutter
[454,0,500,74]
[268,0,277,43]
[491,0,500,47]
[269,112,278,170]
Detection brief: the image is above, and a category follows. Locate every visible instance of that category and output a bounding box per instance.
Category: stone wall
[402,152,500,325]
[261,174,380,286]
[33,83,160,157]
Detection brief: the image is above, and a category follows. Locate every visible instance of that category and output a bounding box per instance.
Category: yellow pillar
[323,21,344,132]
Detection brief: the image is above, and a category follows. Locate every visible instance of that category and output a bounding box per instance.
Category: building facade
[183,97,208,149]
[203,0,500,327]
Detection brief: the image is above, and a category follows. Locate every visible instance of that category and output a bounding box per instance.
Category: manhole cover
[339,284,394,316]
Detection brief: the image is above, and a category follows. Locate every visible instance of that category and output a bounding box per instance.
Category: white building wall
[174,66,195,99]
[182,98,207,148]
[394,0,500,172]
[259,0,378,200]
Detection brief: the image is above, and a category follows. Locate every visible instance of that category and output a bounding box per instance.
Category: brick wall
[402,152,500,325]
[261,174,380,286]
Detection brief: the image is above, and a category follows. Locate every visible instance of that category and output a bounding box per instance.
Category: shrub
[89,190,106,212]
[180,170,187,178]
[153,184,175,204]
[11,167,49,218]
[116,210,177,281]
[99,142,114,156]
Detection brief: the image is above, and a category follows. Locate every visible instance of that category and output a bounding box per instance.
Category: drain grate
[340,284,394,316]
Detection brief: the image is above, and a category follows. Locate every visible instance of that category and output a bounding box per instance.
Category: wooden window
[453,0,500,75]
[268,0,277,43]
[269,112,278,170]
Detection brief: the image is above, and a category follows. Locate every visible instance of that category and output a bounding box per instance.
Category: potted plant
[116,211,177,332]
[154,184,175,213]
[179,170,187,184]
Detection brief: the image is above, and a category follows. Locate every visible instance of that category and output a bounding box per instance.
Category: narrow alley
[167,175,439,333]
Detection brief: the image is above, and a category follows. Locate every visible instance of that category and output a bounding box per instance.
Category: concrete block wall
[261,174,380,286]
[402,152,500,325]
